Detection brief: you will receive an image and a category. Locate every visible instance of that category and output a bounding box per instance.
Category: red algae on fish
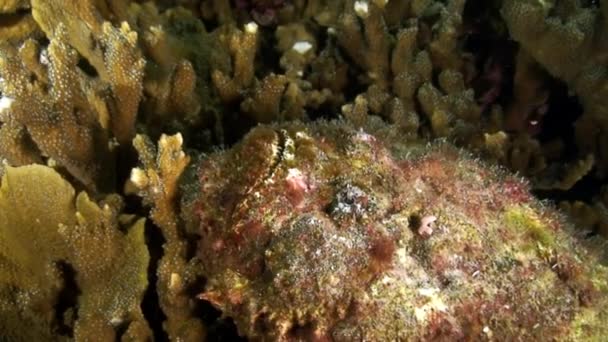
[182,120,607,341]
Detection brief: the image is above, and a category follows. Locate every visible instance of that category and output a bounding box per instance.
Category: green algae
[503,205,556,248]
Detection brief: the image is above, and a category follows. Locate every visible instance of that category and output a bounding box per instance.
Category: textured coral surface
[184,121,607,340]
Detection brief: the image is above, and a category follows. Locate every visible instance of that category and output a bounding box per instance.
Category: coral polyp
[183,121,607,340]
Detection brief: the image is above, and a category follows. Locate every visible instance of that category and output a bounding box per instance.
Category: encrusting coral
[1,0,608,339]
[183,120,607,340]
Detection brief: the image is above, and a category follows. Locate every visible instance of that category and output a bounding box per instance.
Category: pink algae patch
[501,179,531,204]
[284,168,310,207]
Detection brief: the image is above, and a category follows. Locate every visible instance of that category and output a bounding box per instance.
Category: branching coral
[127,3,210,129]
[482,131,547,177]
[337,1,391,88]
[0,34,113,190]
[502,0,608,177]
[0,165,150,340]
[0,0,41,44]
[0,0,222,189]
[31,0,146,145]
[128,133,205,340]
[212,22,259,104]
[326,0,487,148]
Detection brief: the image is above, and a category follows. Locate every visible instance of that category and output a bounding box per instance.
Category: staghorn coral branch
[101,21,145,144]
[0,29,112,190]
[502,0,608,177]
[32,0,146,145]
[128,133,205,340]
[212,23,259,103]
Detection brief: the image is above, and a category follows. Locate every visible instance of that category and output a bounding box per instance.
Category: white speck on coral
[47,158,58,167]
[413,178,425,193]
[483,326,491,334]
[150,25,163,35]
[287,168,302,178]
[354,1,370,17]
[327,27,336,35]
[328,274,340,286]
[0,96,14,113]
[39,50,49,65]
[245,22,258,34]
[108,137,120,150]
[472,270,480,277]
[282,133,296,161]
[169,272,182,290]
[130,168,148,188]
[414,307,426,321]
[110,316,123,326]
[292,41,313,54]
[57,223,68,235]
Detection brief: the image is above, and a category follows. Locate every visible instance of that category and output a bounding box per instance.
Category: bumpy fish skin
[184,120,608,341]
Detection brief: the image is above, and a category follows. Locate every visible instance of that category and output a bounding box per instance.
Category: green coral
[0,165,150,340]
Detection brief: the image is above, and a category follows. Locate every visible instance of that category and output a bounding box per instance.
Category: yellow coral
[0,31,113,190]
[128,133,205,340]
[502,0,608,177]
[212,23,259,103]
[0,165,150,340]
